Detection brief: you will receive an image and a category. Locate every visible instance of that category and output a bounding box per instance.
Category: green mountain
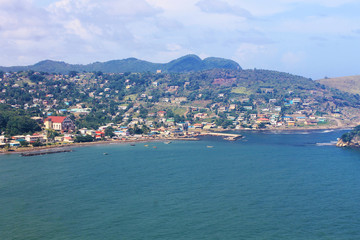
[0,55,241,74]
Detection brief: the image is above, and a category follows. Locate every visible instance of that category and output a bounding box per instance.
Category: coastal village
[0,69,360,150]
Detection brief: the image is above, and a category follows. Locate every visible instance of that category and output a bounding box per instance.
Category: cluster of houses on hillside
[2,71,352,150]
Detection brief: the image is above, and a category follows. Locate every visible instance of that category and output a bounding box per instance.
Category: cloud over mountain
[0,0,359,79]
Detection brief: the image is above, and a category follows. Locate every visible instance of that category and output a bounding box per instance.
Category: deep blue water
[1,130,360,239]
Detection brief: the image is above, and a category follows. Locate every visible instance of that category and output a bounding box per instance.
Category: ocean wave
[316,141,337,146]
[321,130,334,133]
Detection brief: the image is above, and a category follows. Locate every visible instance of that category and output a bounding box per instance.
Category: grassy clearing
[173,107,187,116]
[124,94,138,101]
[318,75,360,94]
[231,87,251,95]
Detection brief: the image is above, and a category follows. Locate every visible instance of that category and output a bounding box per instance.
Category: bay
[0,130,360,240]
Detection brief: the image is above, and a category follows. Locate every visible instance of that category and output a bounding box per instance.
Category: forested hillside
[0,55,241,74]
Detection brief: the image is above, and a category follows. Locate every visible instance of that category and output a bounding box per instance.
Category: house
[12,135,26,140]
[63,135,74,143]
[0,136,8,143]
[194,113,208,119]
[54,136,64,142]
[25,134,45,143]
[287,121,296,126]
[157,111,167,117]
[10,141,21,147]
[114,130,129,137]
[256,118,270,124]
[44,116,75,132]
[292,98,302,103]
[95,131,105,140]
[218,106,227,112]
[260,87,274,93]
[118,105,128,110]
[269,99,277,104]
[172,97,187,104]
[229,104,236,110]
[274,106,282,112]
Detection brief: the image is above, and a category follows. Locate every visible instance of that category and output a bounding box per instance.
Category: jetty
[200,132,242,141]
[21,149,72,157]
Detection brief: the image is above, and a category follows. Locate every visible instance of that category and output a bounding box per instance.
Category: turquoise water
[1,130,360,239]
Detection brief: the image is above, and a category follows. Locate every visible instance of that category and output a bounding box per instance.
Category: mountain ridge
[0,54,241,74]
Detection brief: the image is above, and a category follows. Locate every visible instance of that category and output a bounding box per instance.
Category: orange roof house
[44,116,75,132]
[256,118,270,124]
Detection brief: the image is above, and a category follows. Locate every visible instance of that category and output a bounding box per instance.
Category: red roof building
[44,116,75,132]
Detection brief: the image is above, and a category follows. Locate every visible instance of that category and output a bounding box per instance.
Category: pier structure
[200,132,242,141]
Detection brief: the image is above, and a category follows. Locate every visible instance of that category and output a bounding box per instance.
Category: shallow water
[1,130,359,239]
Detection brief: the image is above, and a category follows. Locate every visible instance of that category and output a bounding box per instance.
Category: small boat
[164,141,172,144]
[144,144,149,147]
[206,145,214,148]
[153,146,157,149]
[130,143,136,146]
[103,152,108,155]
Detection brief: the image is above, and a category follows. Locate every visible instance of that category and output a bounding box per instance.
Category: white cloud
[0,0,359,78]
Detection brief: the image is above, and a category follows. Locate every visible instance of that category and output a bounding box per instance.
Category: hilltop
[0,55,241,74]
[317,75,360,95]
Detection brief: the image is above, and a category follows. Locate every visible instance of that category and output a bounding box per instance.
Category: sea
[1,129,360,240]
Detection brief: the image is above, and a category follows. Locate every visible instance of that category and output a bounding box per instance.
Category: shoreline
[0,125,352,155]
[0,137,199,155]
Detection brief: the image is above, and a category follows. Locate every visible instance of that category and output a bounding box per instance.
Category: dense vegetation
[0,55,241,74]
[0,104,41,136]
[1,60,360,136]
[340,125,360,142]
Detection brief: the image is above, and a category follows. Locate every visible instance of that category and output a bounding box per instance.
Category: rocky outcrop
[336,136,360,147]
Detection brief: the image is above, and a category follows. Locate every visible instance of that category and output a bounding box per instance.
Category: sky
[1,0,360,79]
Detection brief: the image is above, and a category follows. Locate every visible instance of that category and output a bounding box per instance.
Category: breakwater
[21,149,72,156]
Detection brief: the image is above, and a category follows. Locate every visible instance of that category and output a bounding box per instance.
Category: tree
[166,109,174,118]
[20,140,29,147]
[141,125,150,134]
[46,129,59,142]
[5,116,41,136]
[258,122,267,129]
[139,106,148,119]
[105,127,115,137]
[69,71,78,77]
[75,135,94,143]
[128,124,143,135]
[0,114,6,132]
[32,140,44,147]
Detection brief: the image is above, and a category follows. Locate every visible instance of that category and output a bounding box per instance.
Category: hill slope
[0,55,241,74]
[317,75,360,94]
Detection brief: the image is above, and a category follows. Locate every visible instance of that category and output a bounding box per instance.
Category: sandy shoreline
[0,125,352,155]
[0,137,199,155]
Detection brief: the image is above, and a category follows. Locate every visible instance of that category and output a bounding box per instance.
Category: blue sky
[1,0,360,79]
